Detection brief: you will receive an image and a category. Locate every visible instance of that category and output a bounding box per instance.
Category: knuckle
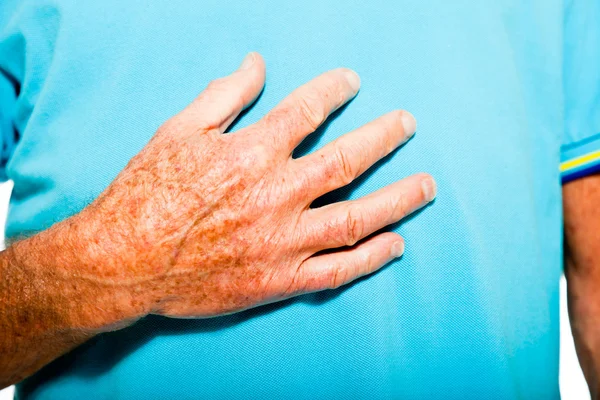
[333,144,357,185]
[237,142,272,171]
[206,77,245,113]
[297,95,325,131]
[390,109,405,127]
[362,251,374,270]
[281,265,304,297]
[329,261,350,289]
[380,111,404,152]
[331,76,348,108]
[343,206,364,247]
[206,77,228,92]
[392,191,409,219]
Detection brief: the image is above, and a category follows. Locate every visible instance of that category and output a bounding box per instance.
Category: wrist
[10,212,150,335]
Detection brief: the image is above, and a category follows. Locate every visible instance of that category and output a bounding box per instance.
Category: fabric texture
[560,0,600,182]
[0,0,19,181]
[0,0,597,399]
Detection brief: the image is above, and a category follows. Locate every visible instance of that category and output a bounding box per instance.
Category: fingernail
[391,240,405,258]
[239,52,256,70]
[421,177,437,202]
[344,69,361,93]
[401,111,417,138]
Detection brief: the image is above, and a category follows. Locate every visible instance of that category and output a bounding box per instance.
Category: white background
[0,180,591,399]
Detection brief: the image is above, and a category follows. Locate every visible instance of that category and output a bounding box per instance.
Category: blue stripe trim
[561,132,600,153]
[562,162,600,184]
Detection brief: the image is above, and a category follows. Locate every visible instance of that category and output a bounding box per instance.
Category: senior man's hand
[1,52,435,386]
[80,52,434,318]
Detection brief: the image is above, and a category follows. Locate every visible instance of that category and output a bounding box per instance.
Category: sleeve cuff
[561,132,600,183]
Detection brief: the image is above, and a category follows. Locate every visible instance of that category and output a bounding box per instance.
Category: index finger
[257,68,361,155]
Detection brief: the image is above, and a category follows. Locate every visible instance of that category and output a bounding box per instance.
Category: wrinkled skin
[73,52,435,318]
[1,52,435,386]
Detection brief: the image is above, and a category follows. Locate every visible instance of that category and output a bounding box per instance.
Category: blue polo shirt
[1,1,599,399]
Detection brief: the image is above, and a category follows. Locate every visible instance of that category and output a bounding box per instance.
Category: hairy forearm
[564,175,600,398]
[0,215,143,388]
[566,260,600,397]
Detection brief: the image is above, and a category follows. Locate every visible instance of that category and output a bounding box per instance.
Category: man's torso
[1,1,565,398]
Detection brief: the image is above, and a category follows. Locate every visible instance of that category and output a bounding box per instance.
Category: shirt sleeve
[0,0,19,182]
[0,72,17,182]
[560,0,600,183]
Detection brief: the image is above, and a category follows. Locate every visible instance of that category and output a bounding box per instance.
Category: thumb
[178,52,266,133]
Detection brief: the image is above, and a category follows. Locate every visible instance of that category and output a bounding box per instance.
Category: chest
[5,0,564,236]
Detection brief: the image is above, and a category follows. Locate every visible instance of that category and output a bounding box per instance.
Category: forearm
[0,215,143,388]
[565,260,600,397]
[563,175,600,398]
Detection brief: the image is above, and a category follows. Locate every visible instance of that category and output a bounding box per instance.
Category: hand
[77,52,436,320]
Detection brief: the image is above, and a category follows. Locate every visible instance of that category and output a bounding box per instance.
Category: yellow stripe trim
[560,149,600,172]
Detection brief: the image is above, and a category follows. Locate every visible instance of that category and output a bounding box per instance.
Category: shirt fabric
[1,1,599,399]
